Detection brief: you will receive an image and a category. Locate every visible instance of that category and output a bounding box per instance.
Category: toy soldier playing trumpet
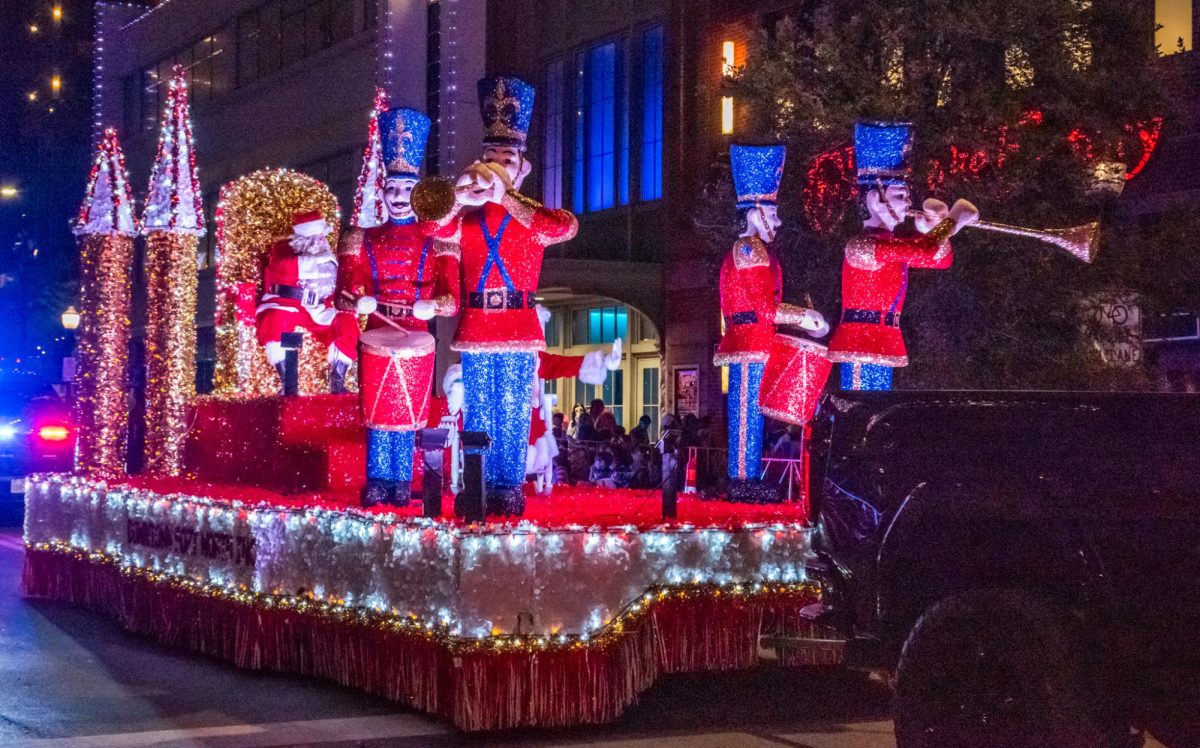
[826,121,979,390]
[421,75,579,516]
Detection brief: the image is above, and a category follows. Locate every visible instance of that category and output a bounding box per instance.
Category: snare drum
[758,333,833,427]
[359,328,437,431]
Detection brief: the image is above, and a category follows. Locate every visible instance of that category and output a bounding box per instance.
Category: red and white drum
[359,328,436,431]
[758,333,833,427]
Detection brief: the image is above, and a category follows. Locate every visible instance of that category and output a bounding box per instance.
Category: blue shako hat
[854,121,914,187]
[379,107,431,179]
[731,144,786,209]
[478,76,535,149]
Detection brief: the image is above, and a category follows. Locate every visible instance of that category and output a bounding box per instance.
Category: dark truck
[800,390,1200,747]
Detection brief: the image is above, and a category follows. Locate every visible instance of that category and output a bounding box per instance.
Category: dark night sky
[0,0,97,374]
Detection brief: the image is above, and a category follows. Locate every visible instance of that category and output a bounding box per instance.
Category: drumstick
[339,291,410,333]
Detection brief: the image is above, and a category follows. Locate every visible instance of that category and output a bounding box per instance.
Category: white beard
[290,233,333,257]
[290,234,337,302]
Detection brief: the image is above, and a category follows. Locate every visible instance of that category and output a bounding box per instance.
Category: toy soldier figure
[424,75,578,515]
[714,144,827,502]
[338,107,455,507]
[827,121,978,390]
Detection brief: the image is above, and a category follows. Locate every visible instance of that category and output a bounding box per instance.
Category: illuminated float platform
[22,395,828,731]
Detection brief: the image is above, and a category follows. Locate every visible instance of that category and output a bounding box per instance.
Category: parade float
[23,78,831,732]
[22,53,1105,726]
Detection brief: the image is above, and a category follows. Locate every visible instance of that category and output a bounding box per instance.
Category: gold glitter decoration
[212,169,345,397]
[74,234,133,477]
[411,176,458,223]
[144,232,198,475]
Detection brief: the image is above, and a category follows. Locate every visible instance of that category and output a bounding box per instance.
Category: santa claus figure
[424,75,578,516]
[256,210,359,393]
[338,107,457,507]
[826,121,978,390]
[715,144,827,501]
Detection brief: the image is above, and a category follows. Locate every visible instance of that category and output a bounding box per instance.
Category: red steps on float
[183,394,365,495]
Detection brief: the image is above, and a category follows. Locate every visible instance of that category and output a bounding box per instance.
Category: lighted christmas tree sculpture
[141,65,204,475]
[351,88,390,230]
[73,127,138,477]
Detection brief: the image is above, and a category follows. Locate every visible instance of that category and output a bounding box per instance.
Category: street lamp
[0,186,18,199]
[61,306,81,331]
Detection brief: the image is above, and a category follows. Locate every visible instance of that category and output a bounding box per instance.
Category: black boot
[330,359,350,394]
[361,480,389,508]
[388,480,412,507]
[274,363,288,396]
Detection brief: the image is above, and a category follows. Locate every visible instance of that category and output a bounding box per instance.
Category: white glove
[913,198,949,235]
[801,308,829,338]
[413,299,438,321]
[535,303,552,328]
[604,337,622,370]
[455,162,492,207]
[949,199,980,235]
[356,295,378,316]
[578,350,608,385]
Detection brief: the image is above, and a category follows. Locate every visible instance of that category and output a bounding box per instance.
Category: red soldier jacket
[426,196,578,352]
[714,237,783,366]
[337,220,457,333]
[257,240,339,326]
[827,225,953,368]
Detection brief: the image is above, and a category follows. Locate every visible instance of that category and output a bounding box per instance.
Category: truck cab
[805,390,1200,747]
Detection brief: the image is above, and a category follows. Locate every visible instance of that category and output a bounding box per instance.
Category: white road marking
[0,714,450,747]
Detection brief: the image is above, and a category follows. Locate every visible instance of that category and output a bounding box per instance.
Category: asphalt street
[0,527,898,747]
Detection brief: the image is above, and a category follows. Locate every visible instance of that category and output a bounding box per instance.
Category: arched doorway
[535,289,663,441]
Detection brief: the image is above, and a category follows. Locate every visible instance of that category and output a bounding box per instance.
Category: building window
[579,42,618,212]
[543,59,565,209]
[641,365,659,440]
[554,24,663,214]
[641,24,664,201]
[572,306,627,345]
[1157,0,1193,54]
[575,369,623,425]
[543,307,561,347]
[127,0,372,134]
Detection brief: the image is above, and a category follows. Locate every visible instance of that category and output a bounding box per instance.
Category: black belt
[726,311,759,325]
[843,309,901,327]
[268,283,321,306]
[467,289,536,310]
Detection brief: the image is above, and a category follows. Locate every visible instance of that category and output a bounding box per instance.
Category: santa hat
[292,210,330,237]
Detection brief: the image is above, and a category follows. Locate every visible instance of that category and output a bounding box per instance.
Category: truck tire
[893,589,1132,748]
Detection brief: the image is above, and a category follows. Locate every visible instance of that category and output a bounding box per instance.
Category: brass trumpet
[907,210,1099,264]
[411,163,507,223]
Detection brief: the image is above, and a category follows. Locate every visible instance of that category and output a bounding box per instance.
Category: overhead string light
[445,0,460,171]
[93,2,148,147]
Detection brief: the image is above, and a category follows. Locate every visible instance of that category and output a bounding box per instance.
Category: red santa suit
[255,239,359,360]
[713,237,783,366]
[426,199,577,352]
[337,220,459,332]
[827,226,953,367]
